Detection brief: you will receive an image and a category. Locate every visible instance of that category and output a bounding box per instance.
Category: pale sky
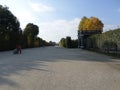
[0,0,120,42]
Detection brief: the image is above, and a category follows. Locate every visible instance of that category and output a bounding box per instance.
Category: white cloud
[28,0,54,13]
[103,25,120,32]
[38,18,80,42]
[16,11,35,21]
[38,19,120,42]
[15,11,37,29]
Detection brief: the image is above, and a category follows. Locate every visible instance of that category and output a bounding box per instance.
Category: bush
[59,36,78,48]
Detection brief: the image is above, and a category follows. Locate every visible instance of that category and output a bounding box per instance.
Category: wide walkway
[0,46,120,90]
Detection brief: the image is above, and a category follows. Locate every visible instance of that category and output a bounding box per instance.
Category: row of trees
[59,16,104,49]
[86,28,120,53]
[78,16,120,55]
[59,36,78,48]
[0,5,21,50]
[0,5,54,51]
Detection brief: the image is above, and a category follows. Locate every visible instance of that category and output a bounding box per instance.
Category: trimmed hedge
[86,28,120,53]
[59,36,78,48]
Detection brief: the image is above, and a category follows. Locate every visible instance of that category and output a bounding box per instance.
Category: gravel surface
[0,46,120,90]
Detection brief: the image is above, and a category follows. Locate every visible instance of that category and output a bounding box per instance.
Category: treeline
[86,28,120,53]
[22,23,54,49]
[59,36,78,48]
[0,5,54,51]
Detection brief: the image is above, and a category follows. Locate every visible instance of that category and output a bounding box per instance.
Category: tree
[0,5,21,50]
[78,16,88,31]
[59,38,66,47]
[71,39,78,48]
[78,16,104,31]
[59,37,78,48]
[24,23,39,48]
[86,28,120,55]
[65,36,71,48]
[34,37,41,47]
[24,23,39,38]
[49,41,56,46]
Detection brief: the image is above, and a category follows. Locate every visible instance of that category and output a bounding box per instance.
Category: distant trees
[23,23,54,48]
[24,23,39,38]
[49,41,56,46]
[0,5,21,50]
[59,36,78,48]
[59,38,66,47]
[71,39,78,48]
[78,16,104,31]
[24,23,39,48]
[0,5,54,51]
[65,37,71,48]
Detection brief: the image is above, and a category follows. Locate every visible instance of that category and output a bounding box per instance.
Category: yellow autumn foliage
[78,16,104,31]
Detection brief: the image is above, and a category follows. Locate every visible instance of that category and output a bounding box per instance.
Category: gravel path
[0,46,120,90]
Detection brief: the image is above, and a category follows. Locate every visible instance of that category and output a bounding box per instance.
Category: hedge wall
[86,28,120,53]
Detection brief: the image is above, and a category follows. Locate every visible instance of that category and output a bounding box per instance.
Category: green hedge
[59,36,78,48]
[86,28,120,52]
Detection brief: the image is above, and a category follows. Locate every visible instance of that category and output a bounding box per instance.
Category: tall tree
[0,5,21,50]
[24,23,39,38]
[78,16,104,31]
[24,23,39,48]
[65,36,71,48]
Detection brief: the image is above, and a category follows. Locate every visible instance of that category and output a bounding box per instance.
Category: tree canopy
[0,5,54,51]
[78,16,104,31]
[23,23,39,48]
[24,23,39,38]
[0,5,21,50]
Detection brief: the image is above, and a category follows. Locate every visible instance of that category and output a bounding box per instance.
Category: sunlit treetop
[78,16,104,32]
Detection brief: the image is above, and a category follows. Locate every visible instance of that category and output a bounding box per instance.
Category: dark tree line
[59,36,78,48]
[0,5,54,51]
[0,5,21,50]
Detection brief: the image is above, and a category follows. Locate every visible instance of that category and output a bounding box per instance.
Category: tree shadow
[0,77,19,87]
[37,47,115,62]
[0,46,119,87]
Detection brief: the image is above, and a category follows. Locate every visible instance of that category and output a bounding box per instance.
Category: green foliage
[59,36,78,48]
[49,41,56,46]
[59,38,66,47]
[65,36,71,48]
[86,28,120,53]
[0,5,54,51]
[24,23,39,48]
[71,39,78,48]
[0,5,21,51]
[24,23,39,37]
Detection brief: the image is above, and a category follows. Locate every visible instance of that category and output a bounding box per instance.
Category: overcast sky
[0,0,120,42]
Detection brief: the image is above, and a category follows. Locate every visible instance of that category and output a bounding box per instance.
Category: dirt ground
[0,46,120,90]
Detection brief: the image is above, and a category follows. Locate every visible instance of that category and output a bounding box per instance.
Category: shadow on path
[0,46,119,86]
